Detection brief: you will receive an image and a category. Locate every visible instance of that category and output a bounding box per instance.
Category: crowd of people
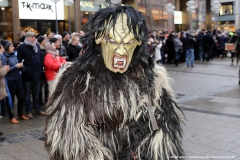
[147,29,240,67]
[1,27,240,141]
[0,29,85,141]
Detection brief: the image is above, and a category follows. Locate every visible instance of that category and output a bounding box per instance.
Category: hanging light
[64,0,74,6]
[164,3,175,15]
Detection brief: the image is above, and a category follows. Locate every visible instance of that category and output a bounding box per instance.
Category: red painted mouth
[112,54,127,70]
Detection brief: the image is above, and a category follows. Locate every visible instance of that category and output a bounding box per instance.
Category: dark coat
[197,32,204,44]
[203,34,214,48]
[0,56,8,100]
[66,44,82,62]
[1,52,21,81]
[218,36,229,49]
[184,36,196,49]
[17,43,43,82]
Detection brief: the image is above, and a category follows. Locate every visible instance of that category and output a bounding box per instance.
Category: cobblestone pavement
[0,58,240,160]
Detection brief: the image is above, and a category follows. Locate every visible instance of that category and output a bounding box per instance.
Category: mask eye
[126,40,134,45]
[109,39,116,44]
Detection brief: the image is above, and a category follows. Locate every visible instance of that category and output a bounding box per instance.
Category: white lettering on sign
[21,2,53,12]
[18,0,64,20]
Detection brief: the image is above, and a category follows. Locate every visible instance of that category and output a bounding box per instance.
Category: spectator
[54,34,68,60]
[184,32,196,67]
[197,29,204,61]
[62,31,70,50]
[46,30,54,43]
[0,44,9,140]
[217,32,228,59]
[38,35,49,104]
[2,41,29,124]
[17,31,46,119]
[67,36,82,62]
[44,38,67,91]
[228,32,238,65]
[202,30,214,61]
[18,31,25,44]
[165,34,175,63]
[173,32,183,66]
[0,44,9,119]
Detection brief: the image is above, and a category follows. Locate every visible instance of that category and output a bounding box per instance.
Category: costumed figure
[45,6,184,160]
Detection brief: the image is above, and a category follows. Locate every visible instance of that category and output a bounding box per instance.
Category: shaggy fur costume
[45,6,184,160]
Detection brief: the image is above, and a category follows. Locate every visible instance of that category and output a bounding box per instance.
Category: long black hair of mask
[79,6,155,87]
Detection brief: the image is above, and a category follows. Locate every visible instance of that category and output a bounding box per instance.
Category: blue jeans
[23,81,41,113]
[186,49,194,67]
[175,51,181,60]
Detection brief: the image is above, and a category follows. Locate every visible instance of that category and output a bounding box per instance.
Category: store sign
[174,11,182,24]
[80,1,109,12]
[0,0,8,7]
[18,0,64,20]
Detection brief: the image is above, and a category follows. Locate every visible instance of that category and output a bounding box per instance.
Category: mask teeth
[113,57,126,68]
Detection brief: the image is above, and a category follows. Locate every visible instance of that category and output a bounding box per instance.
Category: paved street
[0,58,240,160]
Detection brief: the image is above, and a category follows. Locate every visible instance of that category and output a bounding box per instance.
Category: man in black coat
[184,33,196,67]
[17,32,46,119]
[202,31,214,61]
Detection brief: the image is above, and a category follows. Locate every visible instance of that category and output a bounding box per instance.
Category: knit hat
[25,31,36,37]
[4,41,12,52]
[62,31,69,39]
[37,36,45,44]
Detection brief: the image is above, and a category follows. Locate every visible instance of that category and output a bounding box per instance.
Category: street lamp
[64,0,74,32]
[211,0,221,30]
[164,2,175,33]
[51,0,60,34]
[186,0,197,32]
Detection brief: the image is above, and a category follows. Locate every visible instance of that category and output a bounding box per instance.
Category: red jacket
[44,53,67,81]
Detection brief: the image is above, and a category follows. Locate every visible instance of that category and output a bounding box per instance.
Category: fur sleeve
[45,63,113,160]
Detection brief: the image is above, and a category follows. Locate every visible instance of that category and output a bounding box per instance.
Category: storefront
[18,0,66,35]
[0,0,13,40]
[80,0,110,28]
[217,1,239,31]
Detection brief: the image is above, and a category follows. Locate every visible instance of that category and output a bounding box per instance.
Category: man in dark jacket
[17,32,46,119]
[197,29,204,61]
[184,33,196,67]
[202,31,214,61]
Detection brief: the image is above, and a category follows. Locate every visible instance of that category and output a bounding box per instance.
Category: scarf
[24,39,38,53]
[39,43,46,50]
[45,42,59,57]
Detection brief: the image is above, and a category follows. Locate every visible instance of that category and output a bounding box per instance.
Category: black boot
[175,59,179,66]
[0,131,2,135]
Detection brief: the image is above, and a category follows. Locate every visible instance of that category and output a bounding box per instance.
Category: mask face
[95,14,141,73]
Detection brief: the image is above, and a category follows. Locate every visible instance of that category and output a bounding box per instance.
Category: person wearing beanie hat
[62,31,70,50]
[1,41,29,124]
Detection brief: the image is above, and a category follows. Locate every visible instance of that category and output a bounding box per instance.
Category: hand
[4,65,10,72]
[62,56,67,59]
[16,63,23,68]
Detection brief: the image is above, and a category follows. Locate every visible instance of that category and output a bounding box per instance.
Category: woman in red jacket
[44,38,66,92]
